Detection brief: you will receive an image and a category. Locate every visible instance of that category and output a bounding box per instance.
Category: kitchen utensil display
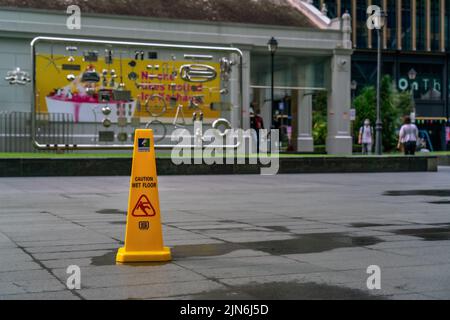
[135,50,144,60]
[105,49,113,64]
[83,51,98,62]
[173,105,186,128]
[102,118,112,128]
[117,117,127,127]
[31,36,243,152]
[145,120,167,142]
[184,54,213,60]
[102,106,112,116]
[5,67,31,85]
[81,67,100,83]
[130,117,140,127]
[128,71,138,81]
[212,118,232,137]
[66,46,78,62]
[42,45,64,73]
[180,64,217,82]
[144,94,167,117]
[117,132,128,142]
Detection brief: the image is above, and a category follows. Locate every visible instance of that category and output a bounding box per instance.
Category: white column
[230,50,250,130]
[297,90,314,152]
[241,50,251,130]
[326,49,353,155]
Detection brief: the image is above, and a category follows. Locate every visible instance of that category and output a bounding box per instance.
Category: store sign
[397,77,442,95]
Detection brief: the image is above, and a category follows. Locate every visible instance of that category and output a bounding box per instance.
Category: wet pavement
[1,167,450,300]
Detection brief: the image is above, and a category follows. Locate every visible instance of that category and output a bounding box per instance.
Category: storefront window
[341,0,352,15]
[250,54,326,90]
[416,0,426,51]
[324,0,338,18]
[356,0,368,48]
[446,0,450,50]
[386,0,397,49]
[430,0,440,51]
[402,0,412,51]
[398,63,443,100]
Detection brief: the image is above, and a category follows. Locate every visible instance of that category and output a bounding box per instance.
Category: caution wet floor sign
[116,129,171,263]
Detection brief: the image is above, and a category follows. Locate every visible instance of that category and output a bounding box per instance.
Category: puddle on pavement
[384,190,450,197]
[264,226,290,233]
[351,223,394,228]
[428,201,450,205]
[96,209,127,215]
[90,233,383,265]
[190,281,383,300]
[393,226,450,241]
[171,233,382,258]
[91,251,170,267]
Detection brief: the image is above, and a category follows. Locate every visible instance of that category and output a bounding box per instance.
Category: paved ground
[1,168,450,300]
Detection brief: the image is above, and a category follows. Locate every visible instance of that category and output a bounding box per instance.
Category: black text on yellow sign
[116,129,171,263]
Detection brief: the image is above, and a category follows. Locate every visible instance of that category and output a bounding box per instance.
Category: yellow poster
[35,53,222,123]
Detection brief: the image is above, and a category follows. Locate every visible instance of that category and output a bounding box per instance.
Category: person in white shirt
[398,116,419,156]
[358,119,373,155]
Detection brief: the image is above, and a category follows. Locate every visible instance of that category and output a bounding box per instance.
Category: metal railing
[0,112,74,152]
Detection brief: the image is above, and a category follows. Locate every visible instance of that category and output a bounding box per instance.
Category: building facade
[314,0,450,151]
[0,0,354,154]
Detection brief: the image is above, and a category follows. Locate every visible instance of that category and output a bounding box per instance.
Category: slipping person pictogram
[132,195,156,217]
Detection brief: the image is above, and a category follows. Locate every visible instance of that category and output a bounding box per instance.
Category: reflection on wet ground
[91,233,382,266]
[96,209,127,215]
[351,223,394,228]
[190,281,382,300]
[393,226,450,241]
[172,234,381,259]
[384,190,450,197]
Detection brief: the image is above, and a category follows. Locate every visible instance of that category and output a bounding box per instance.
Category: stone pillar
[230,49,251,130]
[326,49,353,155]
[241,50,251,130]
[295,61,314,152]
[297,90,314,152]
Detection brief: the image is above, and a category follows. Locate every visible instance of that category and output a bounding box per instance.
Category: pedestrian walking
[358,119,373,155]
[250,104,264,153]
[398,116,419,156]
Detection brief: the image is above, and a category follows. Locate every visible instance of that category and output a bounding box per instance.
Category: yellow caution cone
[116,129,171,263]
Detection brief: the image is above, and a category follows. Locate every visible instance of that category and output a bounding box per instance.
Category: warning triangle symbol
[132,195,157,217]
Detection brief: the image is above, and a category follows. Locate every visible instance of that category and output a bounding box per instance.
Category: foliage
[353,75,413,151]
[312,91,328,146]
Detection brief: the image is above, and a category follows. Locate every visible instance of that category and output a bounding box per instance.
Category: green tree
[312,91,328,146]
[353,75,413,151]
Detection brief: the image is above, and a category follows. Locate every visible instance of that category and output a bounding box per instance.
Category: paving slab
[0,169,450,299]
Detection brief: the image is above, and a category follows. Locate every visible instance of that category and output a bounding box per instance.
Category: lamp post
[351,80,358,139]
[372,10,386,155]
[408,68,417,122]
[268,37,278,131]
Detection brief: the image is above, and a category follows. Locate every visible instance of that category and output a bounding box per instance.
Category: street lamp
[408,68,417,81]
[350,80,358,140]
[268,37,278,130]
[372,10,386,155]
[408,68,417,121]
